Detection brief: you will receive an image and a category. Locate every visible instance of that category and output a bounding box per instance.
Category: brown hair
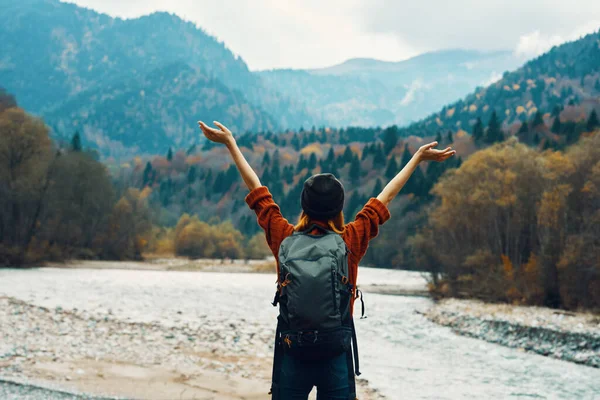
[294,211,345,235]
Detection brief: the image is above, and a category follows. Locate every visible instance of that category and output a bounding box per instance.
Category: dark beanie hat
[301,173,345,220]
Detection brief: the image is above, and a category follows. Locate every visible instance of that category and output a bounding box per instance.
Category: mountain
[0,0,316,156]
[399,30,600,137]
[47,63,277,155]
[258,50,522,128]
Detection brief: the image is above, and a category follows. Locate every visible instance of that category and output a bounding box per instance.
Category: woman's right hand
[416,141,456,163]
[198,120,235,145]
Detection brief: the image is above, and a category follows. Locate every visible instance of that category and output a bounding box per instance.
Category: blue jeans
[279,352,350,400]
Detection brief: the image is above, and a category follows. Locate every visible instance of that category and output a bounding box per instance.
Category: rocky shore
[426,299,600,368]
[0,295,381,399]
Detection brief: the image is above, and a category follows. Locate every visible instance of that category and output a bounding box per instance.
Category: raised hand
[416,141,456,163]
[198,120,234,145]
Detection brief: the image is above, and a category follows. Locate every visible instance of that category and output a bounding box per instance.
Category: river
[0,267,598,399]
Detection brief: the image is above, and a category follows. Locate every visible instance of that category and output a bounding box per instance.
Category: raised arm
[377,141,455,207]
[198,121,261,192]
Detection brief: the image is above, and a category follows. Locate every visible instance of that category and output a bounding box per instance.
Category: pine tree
[349,156,361,184]
[551,105,562,118]
[71,131,82,152]
[551,117,562,134]
[371,179,383,198]
[187,166,197,184]
[472,117,484,143]
[330,163,339,178]
[382,126,399,155]
[320,132,327,144]
[308,153,317,170]
[435,131,443,145]
[518,121,529,134]
[361,144,370,161]
[142,162,153,186]
[401,143,412,167]
[533,132,540,146]
[532,111,544,128]
[225,165,238,190]
[291,135,301,151]
[204,170,213,200]
[411,166,426,197]
[213,171,226,193]
[326,147,335,165]
[345,191,362,220]
[262,151,271,166]
[284,165,294,184]
[271,151,281,182]
[343,146,354,164]
[297,154,307,173]
[446,130,453,144]
[167,147,173,162]
[261,168,271,186]
[373,144,386,168]
[186,144,197,155]
[485,111,503,144]
[385,157,398,180]
[587,110,599,132]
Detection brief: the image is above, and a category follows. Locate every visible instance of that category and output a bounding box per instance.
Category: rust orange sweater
[245,186,391,314]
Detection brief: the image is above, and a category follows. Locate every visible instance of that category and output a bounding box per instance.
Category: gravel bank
[0,379,116,400]
[426,299,600,368]
[0,295,381,400]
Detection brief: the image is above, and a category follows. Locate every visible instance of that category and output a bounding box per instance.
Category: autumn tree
[0,107,53,264]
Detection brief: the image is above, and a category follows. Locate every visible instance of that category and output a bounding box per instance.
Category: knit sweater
[245,186,391,315]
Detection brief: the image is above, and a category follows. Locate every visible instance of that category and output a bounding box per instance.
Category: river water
[0,267,598,400]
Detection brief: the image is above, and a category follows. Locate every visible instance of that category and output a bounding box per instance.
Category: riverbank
[0,295,382,400]
[46,258,272,273]
[425,298,600,368]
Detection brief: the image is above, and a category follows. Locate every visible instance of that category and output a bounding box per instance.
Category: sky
[65,0,600,71]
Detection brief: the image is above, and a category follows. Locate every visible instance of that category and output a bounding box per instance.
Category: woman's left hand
[198,121,235,145]
[416,141,456,163]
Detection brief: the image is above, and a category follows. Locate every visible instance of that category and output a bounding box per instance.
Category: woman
[198,120,455,400]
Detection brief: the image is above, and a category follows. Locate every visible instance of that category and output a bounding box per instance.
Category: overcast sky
[65,0,600,71]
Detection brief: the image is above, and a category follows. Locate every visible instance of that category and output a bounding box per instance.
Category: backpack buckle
[281,273,292,287]
[297,330,319,344]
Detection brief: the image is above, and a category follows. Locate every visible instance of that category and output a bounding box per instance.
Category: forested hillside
[399,30,600,138]
[0,0,316,156]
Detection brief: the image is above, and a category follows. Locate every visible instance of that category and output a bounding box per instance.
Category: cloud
[64,0,600,70]
[515,20,600,58]
[400,79,424,106]
[65,0,416,70]
[359,0,600,53]
[482,71,503,87]
[514,31,565,58]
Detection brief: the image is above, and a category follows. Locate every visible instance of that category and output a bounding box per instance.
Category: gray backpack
[269,224,362,399]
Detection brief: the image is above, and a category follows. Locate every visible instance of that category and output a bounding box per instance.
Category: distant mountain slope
[0,0,315,155]
[400,31,600,137]
[48,63,277,155]
[259,50,522,127]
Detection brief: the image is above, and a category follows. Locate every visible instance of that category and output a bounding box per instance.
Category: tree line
[0,90,150,264]
[415,132,600,311]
